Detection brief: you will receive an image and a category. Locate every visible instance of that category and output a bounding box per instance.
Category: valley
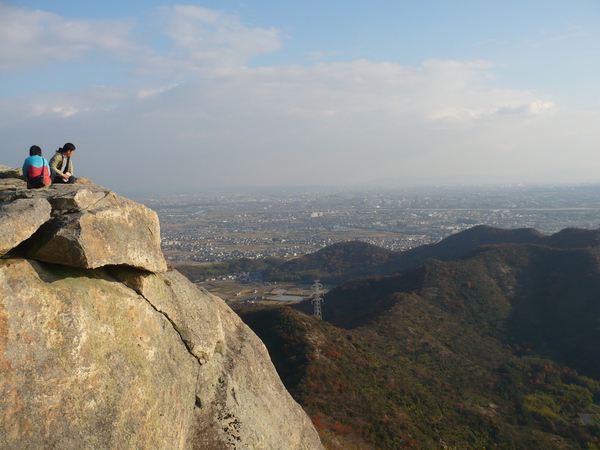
[141,183,600,449]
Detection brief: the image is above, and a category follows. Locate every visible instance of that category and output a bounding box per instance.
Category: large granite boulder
[1,184,167,273]
[0,260,322,449]
[111,267,226,364]
[28,188,168,273]
[0,166,324,449]
[0,259,198,449]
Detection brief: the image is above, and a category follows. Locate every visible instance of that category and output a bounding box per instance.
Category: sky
[1,1,600,196]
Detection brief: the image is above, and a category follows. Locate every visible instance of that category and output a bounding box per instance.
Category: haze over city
[1,0,599,195]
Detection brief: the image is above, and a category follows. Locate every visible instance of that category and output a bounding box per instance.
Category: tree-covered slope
[238,241,600,449]
[268,240,394,283]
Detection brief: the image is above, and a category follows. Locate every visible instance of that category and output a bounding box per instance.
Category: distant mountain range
[254,225,600,284]
[235,225,600,448]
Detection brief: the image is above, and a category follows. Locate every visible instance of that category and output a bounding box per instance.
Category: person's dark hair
[29,145,42,156]
[59,142,76,153]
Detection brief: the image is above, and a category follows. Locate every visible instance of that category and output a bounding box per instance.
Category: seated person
[22,145,51,189]
[50,142,77,184]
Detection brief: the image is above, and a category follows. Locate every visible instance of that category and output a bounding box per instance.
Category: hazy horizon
[124,175,600,200]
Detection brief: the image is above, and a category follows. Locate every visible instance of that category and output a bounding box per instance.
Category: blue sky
[1,1,599,195]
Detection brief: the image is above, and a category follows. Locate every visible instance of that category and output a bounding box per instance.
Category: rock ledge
[0,167,323,449]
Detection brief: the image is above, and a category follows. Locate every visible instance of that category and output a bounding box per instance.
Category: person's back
[23,145,51,189]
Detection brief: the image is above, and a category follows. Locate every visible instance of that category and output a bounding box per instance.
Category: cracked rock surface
[0,169,323,449]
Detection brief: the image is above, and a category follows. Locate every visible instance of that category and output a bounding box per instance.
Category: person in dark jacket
[50,142,77,184]
[22,145,51,189]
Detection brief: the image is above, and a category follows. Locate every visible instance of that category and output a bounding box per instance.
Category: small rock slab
[0,197,52,256]
[0,164,22,179]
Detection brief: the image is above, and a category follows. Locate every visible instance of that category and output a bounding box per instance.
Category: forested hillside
[235,227,600,448]
[179,225,600,284]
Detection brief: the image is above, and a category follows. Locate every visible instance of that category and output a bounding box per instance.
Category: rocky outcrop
[0,168,323,449]
[0,198,51,257]
[0,164,22,179]
[0,165,26,202]
[5,186,168,273]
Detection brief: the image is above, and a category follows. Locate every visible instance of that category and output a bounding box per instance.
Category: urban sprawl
[137,184,600,264]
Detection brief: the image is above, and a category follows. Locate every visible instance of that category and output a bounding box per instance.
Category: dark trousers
[53,175,76,184]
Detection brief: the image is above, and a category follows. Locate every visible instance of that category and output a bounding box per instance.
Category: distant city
[136,184,600,264]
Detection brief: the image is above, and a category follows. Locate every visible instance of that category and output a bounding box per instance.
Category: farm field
[199,279,331,306]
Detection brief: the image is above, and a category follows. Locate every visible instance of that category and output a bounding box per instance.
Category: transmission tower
[311,280,323,320]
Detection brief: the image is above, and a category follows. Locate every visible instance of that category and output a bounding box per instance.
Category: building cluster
[137,184,600,264]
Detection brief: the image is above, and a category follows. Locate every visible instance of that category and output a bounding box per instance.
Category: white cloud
[0,3,140,74]
[136,5,283,77]
[0,3,281,77]
[164,5,281,60]
[493,101,556,117]
[0,3,598,194]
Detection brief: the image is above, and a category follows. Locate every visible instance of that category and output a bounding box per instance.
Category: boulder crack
[137,292,204,366]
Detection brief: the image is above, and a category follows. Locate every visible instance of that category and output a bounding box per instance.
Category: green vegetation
[176,256,284,282]
[179,225,598,284]
[268,241,393,283]
[177,241,394,284]
[232,227,600,449]
[240,303,600,449]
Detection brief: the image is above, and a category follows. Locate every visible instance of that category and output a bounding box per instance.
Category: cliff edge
[0,165,323,449]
